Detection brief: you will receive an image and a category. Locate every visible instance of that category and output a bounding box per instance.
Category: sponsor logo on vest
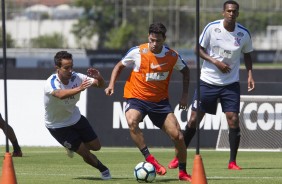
[150,63,167,69]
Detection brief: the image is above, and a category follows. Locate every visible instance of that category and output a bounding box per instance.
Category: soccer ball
[134,161,156,183]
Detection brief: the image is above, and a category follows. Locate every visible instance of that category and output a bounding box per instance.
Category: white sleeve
[199,24,211,48]
[76,73,94,85]
[121,46,140,67]
[174,55,187,71]
[242,36,253,53]
[44,76,61,95]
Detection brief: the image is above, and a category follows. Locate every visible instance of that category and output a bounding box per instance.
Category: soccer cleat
[228,161,242,170]
[12,150,23,157]
[168,157,179,169]
[65,147,74,158]
[146,154,167,175]
[101,169,112,180]
[179,170,192,182]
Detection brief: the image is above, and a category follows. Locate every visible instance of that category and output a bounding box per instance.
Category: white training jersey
[44,72,94,129]
[121,44,186,71]
[199,19,253,85]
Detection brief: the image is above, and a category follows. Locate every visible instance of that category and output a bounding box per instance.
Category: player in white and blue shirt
[44,51,111,180]
[44,72,93,128]
[168,0,255,171]
[199,19,253,85]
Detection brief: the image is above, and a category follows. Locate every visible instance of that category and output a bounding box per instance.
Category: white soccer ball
[134,161,156,183]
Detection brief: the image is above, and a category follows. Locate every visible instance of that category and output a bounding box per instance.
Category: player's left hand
[247,76,255,92]
[87,68,100,79]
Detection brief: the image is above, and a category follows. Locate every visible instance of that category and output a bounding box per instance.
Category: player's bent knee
[92,145,101,151]
[128,121,140,132]
[170,131,183,142]
[86,140,101,151]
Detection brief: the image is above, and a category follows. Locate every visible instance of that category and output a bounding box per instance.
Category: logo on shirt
[146,72,169,81]
[214,28,221,33]
[150,63,167,69]
[237,32,244,37]
[234,37,241,46]
[171,52,177,57]
[165,51,177,57]
[71,75,76,82]
[141,48,149,54]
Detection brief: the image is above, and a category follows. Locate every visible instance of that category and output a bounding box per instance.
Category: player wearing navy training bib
[44,51,111,180]
[168,0,255,170]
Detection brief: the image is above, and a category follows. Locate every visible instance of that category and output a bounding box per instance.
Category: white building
[6,18,79,48]
[2,4,97,49]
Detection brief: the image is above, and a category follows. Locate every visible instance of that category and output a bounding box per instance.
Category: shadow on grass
[74,176,127,181]
[155,178,185,183]
[74,176,179,183]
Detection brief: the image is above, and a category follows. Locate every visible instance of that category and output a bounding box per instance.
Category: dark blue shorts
[47,115,97,152]
[125,98,173,129]
[191,80,240,114]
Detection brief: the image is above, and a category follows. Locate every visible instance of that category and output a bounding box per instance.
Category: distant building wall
[5,19,98,49]
[0,48,89,68]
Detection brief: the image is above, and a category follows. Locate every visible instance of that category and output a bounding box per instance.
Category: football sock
[183,127,196,148]
[178,162,187,172]
[11,140,21,152]
[140,146,150,159]
[229,127,241,162]
[95,160,108,172]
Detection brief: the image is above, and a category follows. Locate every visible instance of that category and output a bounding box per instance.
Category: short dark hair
[54,51,72,67]
[223,0,239,10]
[149,22,167,38]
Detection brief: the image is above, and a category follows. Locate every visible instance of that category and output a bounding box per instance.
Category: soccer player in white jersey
[168,0,255,170]
[44,51,111,180]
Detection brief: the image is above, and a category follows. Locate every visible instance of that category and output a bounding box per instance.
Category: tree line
[1,0,282,49]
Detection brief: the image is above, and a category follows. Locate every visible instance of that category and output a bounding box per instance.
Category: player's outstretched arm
[52,79,93,99]
[105,61,125,96]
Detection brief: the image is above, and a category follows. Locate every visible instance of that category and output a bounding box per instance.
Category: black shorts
[47,115,97,152]
[192,80,240,114]
[125,98,173,129]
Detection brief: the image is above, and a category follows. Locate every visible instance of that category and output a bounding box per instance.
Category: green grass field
[1,146,282,184]
[241,63,282,69]
[252,63,282,69]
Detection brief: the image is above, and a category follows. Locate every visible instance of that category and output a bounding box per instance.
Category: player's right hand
[215,61,231,73]
[80,79,93,91]
[105,87,114,96]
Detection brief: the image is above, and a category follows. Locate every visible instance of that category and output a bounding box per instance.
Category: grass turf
[1,146,282,184]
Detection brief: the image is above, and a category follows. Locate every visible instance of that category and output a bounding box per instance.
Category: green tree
[0,28,15,48]
[104,23,135,49]
[72,0,117,49]
[72,0,282,50]
[30,33,66,48]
